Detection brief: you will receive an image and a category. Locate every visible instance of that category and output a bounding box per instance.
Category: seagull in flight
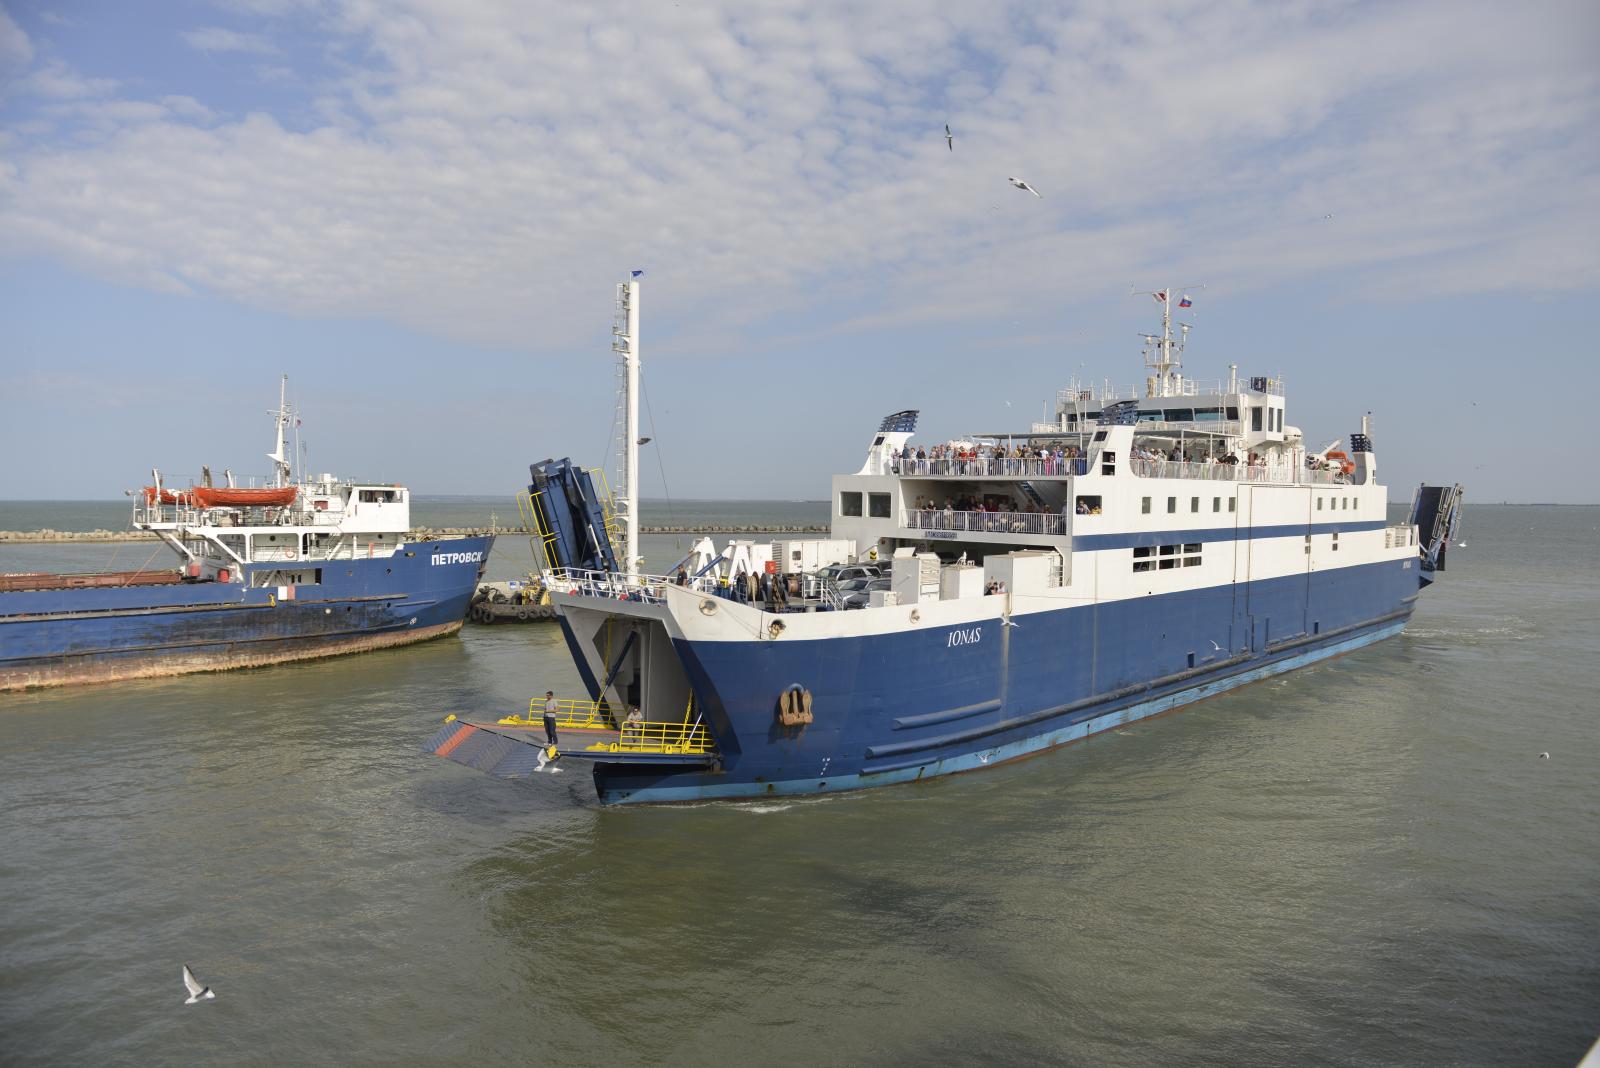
[1008,177,1041,198]
[1209,640,1222,651]
[945,124,954,152]
[182,964,216,1004]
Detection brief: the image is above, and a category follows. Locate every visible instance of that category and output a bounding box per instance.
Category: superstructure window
[1141,497,1151,514]
[1135,542,1203,573]
[840,491,862,517]
[1228,497,1236,512]
[1167,497,1177,514]
[1191,496,1200,513]
[869,493,891,518]
[1213,497,1221,512]
[1252,407,1262,432]
[1226,406,1239,421]
[1318,497,1323,511]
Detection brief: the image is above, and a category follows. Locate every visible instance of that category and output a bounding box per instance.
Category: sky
[1,0,1597,504]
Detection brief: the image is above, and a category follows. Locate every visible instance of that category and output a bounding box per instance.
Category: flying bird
[1008,177,1041,198]
[182,965,216,1004]
[945,124,953,151]
[1539,752,1550,759]
[1209,640,1222,651]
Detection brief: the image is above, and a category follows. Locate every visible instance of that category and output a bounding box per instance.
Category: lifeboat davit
[191,486,299,508]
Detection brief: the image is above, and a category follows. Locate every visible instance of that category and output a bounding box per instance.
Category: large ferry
[0,379,493,690]
[428,282,1461,804]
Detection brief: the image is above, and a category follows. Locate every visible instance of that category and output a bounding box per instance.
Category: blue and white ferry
[0,379,493,690]
[427,283,1461,804]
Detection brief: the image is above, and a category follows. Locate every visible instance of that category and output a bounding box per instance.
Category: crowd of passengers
[892,442,1086,476]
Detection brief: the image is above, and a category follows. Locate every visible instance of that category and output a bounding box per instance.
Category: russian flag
[1178,295,1193,308]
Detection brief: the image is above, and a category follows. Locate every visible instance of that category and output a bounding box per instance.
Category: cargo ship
[0,379,492,691]
[427,282,1461,803]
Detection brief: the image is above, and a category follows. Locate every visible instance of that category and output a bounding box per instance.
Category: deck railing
[1129,458,1350,486]
[906,509,1068,536]
[501,697,715,754]
[890,457,1090,478]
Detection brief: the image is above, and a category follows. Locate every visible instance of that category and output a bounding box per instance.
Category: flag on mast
[1153,291,1167,303]
[1178,295,1193,308]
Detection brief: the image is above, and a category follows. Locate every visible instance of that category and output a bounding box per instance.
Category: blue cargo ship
[0,379,492,691]
[427,282,1461,804]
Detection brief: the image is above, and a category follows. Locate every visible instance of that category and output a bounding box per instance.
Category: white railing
[547,567,673,604]
[906,509,1068,536]
[1130,458,1351,486]
[892,457,1090,478]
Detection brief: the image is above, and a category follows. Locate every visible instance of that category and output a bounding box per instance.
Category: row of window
[1067,407,1242,426]
[1251,406,1283,433]
[839,491,891,518]
[1319,496,1360,510]
[1142,495,1237,515]
[1132,543,1203,572]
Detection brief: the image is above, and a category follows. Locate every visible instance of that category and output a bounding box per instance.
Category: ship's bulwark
[591,557,1416,803]
[0,535,492,691]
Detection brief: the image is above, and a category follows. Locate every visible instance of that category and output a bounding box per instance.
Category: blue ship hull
[0,535,493,690]
[587,557,1417,803]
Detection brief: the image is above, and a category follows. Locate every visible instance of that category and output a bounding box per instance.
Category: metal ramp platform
[1409,483,1464,579]
[424,698,716,779]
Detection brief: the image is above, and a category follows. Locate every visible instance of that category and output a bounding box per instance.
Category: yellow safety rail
[498,696,714,755]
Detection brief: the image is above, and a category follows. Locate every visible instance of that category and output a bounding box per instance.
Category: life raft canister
[777,685,814,727]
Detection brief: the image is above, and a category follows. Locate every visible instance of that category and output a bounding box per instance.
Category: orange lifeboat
[1325,450,1356,476]
[142,487,192,505]
[191,486,299,508]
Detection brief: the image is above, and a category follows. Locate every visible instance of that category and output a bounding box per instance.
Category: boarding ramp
[521,458,620,573]
[1409,483,1464,574]
[424,697,716,779]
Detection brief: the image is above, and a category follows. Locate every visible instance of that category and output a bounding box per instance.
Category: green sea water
[0,503,1596,1066]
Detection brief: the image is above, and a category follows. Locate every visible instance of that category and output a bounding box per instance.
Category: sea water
[0,503,1595,1066]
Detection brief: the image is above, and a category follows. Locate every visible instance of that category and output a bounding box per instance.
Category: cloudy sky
[2,0,1597,503]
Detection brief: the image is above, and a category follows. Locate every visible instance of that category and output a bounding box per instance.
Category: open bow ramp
[424,704,717,781]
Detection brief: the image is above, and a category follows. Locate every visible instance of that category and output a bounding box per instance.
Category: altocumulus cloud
[0,0,1596,353]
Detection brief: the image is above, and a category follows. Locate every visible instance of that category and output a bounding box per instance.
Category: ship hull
[590,556,1417,804]
[0,535,492,692]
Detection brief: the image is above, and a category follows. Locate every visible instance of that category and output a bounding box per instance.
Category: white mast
[612,279,641,578]
[266,374,291,488]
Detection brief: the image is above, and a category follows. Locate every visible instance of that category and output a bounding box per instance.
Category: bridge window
[1168,408,1194,423]
[1226,406,1239,421]
[1195,407,1223,422]
[869,493,891,518]
[1251,407,1262,432]
[840,491,862,517]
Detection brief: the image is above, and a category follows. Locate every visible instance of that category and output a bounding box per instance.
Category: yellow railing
[504,697,615,729]
[498,696,714,755]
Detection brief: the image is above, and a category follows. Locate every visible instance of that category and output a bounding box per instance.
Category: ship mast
[266,374,292,488]
[1138,287,1199,398]
[612,279,641,578]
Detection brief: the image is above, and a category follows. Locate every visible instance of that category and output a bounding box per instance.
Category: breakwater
[0,524,831,545]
